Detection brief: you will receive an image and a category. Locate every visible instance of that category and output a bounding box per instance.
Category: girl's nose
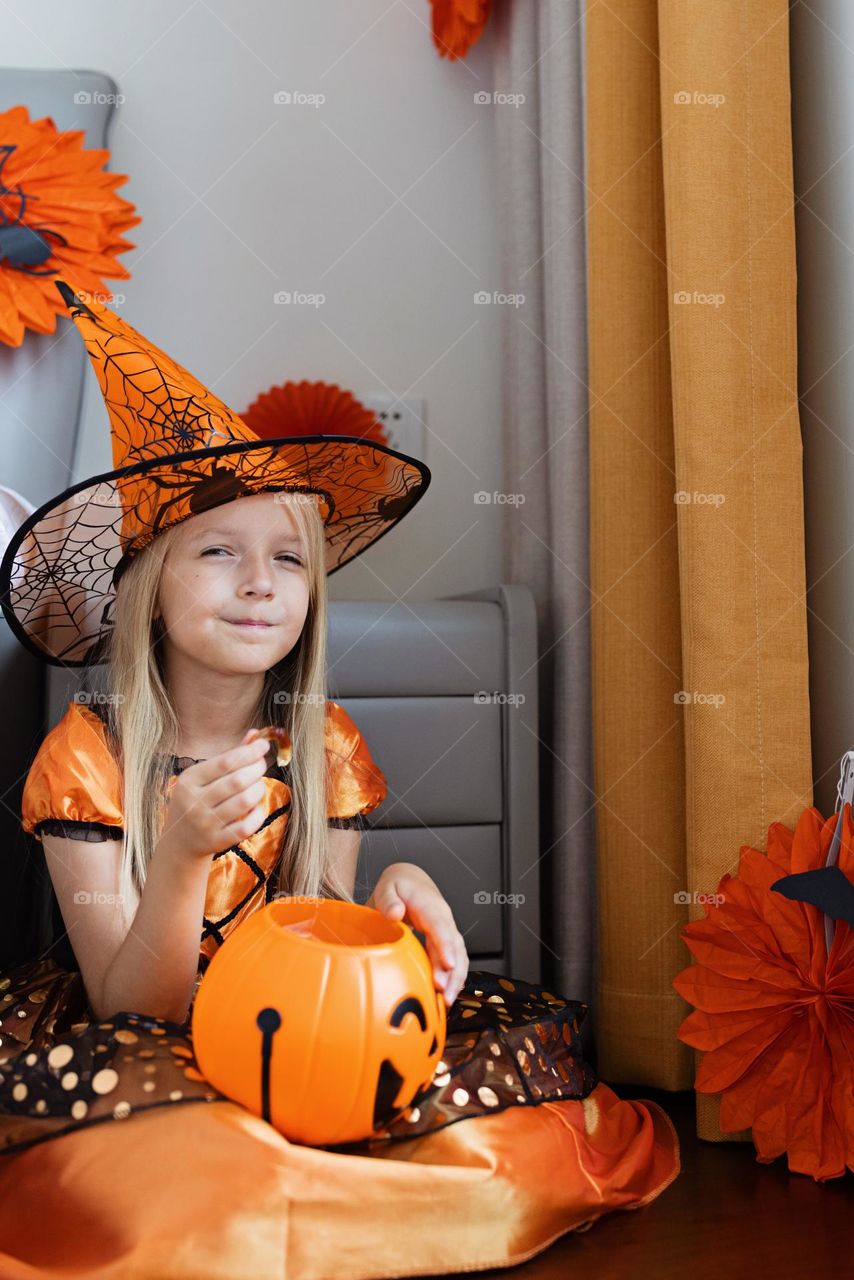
[239,552,275,596]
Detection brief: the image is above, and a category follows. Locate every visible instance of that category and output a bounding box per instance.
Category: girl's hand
[158,733,271,862]
[369,863,469,1005]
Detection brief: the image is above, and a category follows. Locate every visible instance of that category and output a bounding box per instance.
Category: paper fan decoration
[672,805,854,1182]
[0,104,140,347]
[242,380,389,445]
[429,0,491,60]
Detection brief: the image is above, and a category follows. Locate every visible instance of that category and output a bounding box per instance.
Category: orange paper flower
[673,806,854,1181]
[0,105,140,347]
[242,380,389,445]
[430,0,491,60]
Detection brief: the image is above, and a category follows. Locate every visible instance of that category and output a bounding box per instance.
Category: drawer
[356,824,504,955]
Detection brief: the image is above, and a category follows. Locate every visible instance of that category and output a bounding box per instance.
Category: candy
[245,725,292,768]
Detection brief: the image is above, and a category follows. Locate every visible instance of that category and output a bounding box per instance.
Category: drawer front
[339,696,503,827]
[356,824,505,955]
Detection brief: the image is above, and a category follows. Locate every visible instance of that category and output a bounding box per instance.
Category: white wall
[3,0,504,600]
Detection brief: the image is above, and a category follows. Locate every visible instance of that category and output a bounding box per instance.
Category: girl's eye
[200,547,302,565]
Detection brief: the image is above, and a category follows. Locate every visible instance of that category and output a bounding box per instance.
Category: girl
[0,282,679,1280]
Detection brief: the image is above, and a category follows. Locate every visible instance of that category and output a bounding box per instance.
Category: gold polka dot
[143,1081,156,1093]
[498,978,516,992]
[71,1099,88,1119]
[150,1027,166,1036]
[144,1064,156,1074]
[487,994,504,1004]
[477,1086,499,1106]
[524,1036,536,1054]
[2,995,12,1003]
[436,1060,448,1073]
[48,1044,73,1070]
[24,1053,37,1066]
[170,1045,192,1059]
[16,1009,27,1019]
[405,1107,421,1123]
[12,1083,27,1101]
[0,978,9,991]
[489,1043,501,1056]
[28,989,47,1004]
[433,1071,450,1087]
[485,1060,494,1071]
[452,1088,469,1107]
[169,1090,184,1101]
[182,1066,206,1082]
[138,1049,155,1059]
[61,1072,79,1090]
[515,1093,526,1103]
[505,1074,514,1085]
[113,1101,132,1120]
[114,1030,138,1045]
[461,1009,476,1019]
[92,1068,119,1095]
[35,1099,47,1113]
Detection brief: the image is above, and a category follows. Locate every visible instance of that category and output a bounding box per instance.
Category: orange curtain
[586,0,812,1140]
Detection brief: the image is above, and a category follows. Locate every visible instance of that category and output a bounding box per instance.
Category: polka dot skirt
[0,957,597,1157]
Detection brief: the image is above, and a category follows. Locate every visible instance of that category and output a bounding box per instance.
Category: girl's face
[155,492,311,677]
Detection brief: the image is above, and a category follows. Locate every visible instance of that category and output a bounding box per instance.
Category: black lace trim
[34,819,124,842]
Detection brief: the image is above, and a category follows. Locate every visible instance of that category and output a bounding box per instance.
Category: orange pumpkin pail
[190,896,447,1146]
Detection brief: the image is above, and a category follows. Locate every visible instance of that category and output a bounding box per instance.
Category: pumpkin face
[191,897,447,1146]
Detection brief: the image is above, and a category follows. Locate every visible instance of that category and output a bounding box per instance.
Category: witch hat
[0,280,430,666]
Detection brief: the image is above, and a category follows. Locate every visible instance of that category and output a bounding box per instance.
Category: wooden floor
[427,1086,852,1280]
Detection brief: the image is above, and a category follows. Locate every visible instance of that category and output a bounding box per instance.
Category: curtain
[586,0,812,1140]
[492,1,598,1028]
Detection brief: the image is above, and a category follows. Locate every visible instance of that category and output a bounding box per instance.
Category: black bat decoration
[771,867,854,929]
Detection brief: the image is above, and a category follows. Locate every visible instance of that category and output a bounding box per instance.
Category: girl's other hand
[369,863,469,1005]
[158,733,270,862]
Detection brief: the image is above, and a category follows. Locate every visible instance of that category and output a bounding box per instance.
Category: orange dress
[0,699,679,1280]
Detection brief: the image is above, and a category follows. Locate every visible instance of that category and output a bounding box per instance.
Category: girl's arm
[43,830,212,1024]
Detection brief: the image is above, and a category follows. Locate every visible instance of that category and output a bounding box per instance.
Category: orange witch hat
[0,280,430,667]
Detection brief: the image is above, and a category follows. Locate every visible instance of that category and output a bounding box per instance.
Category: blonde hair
[100,492,354,927]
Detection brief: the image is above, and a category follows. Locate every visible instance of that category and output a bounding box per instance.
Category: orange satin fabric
[21,699,388,963]
[0,1084,678,1279]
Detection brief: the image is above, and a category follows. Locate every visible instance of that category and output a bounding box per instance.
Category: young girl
[0,282,679,1280]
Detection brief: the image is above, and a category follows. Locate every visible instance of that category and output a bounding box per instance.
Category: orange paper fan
[0,105,140,347]
[672,805,854,1181]
[242,380,389,446]
[430,0,491,60]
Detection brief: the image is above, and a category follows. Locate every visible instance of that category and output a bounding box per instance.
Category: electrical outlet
[361,394,426,461]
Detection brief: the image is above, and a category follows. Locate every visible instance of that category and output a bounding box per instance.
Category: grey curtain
[492,3,595,1023]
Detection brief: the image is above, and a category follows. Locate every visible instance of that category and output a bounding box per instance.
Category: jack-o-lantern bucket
[191,896,447,1146]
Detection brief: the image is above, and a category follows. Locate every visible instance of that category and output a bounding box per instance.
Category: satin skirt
[0,957,680,1278]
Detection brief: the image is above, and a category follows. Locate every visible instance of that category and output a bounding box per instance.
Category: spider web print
[0,284,430,665]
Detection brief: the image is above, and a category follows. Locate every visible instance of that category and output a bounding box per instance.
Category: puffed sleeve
[21,700,125,843]
[325,700,388,830]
